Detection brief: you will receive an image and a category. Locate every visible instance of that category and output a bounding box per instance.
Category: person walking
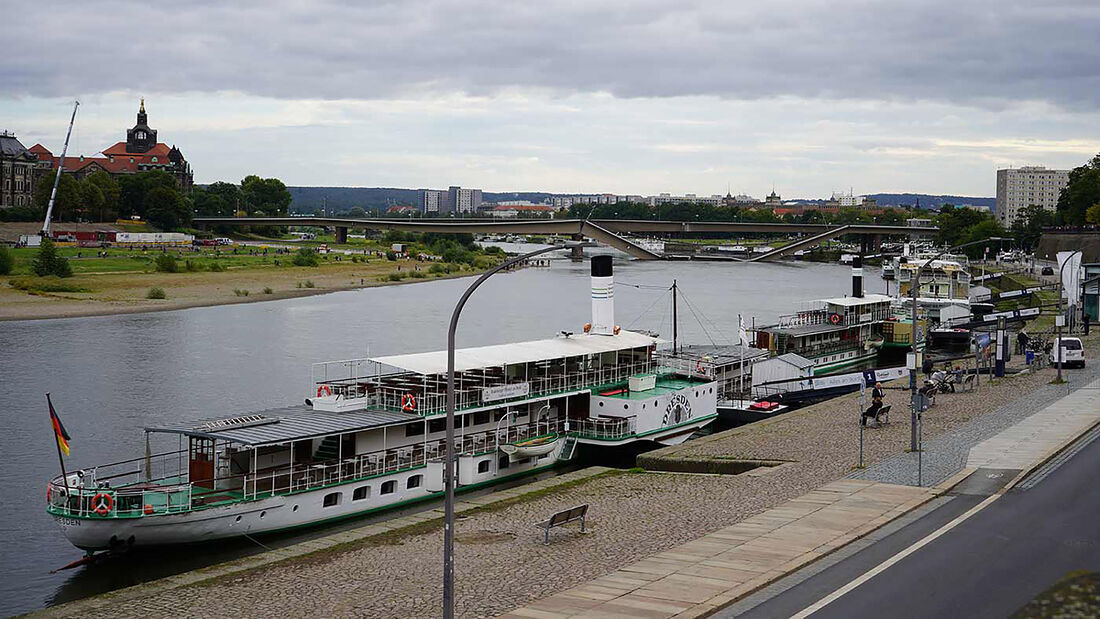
[1017,330,1029,355]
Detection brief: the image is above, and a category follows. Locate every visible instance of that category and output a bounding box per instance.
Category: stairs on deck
[559,437,578,461]
[314,435,340,461]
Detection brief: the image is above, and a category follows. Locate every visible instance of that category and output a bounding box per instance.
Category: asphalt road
[724,428,1100,618]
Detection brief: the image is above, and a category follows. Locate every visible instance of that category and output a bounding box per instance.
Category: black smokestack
[852,254,864,298]
[591,255,612,277]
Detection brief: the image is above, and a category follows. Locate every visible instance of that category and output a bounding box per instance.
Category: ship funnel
[590,255,615,336]
[852,254,864,298]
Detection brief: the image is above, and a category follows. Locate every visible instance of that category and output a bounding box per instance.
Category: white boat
[46,257,718,550]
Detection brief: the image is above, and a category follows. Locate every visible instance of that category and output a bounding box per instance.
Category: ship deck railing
[315,360,670,416]
[47,420,565,518]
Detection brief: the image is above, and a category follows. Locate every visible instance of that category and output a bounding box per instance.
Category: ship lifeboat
[500,435,562,460]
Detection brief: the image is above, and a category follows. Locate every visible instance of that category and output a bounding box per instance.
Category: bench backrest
[879,405,891,415]
[549,504,589,526]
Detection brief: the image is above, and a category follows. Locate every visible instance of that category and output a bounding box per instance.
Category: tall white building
[996,166,1069,224]
[448,186,483,213]
[418,189,443,213]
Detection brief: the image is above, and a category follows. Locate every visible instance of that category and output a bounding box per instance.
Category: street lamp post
[906,237,1006,451]
[442,243,573,619]
[1056,250,1083,383]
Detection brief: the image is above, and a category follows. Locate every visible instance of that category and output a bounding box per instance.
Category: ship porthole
[260,511,266,518]
[293,505,299,512]
[235,515,242,522]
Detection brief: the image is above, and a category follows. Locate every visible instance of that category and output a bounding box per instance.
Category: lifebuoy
[92,492,113,516]
[583,323,592,333]
[402,393,417,411]
[829,313,842,325]
[317,384,332,397]
[144,504,155,515]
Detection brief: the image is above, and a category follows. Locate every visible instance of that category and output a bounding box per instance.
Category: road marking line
[790,493,1001,618]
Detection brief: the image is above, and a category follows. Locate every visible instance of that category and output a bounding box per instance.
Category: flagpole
[47,393,71,500]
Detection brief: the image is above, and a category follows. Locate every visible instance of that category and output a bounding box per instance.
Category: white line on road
[790,493,1002,618]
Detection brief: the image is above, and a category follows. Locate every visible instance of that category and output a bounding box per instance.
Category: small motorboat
[717,399,792,423]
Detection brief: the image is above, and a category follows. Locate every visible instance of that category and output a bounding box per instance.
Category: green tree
[117,170,177,219]
[934,205,988,247]
[84,171,120,221]
[0,245,13,275]
[33,170,80,222]
[77,180,105,222]
[31,238,72,278]
[1010,204,1055,249]
[145,186,190,230]
[241,175,291,216]
[1085,201,1100,224]
[345,206,367,218]
[192,181,241,217]
[1056,153,1100,225]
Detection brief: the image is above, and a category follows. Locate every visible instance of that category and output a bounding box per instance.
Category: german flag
[47,394,71,456]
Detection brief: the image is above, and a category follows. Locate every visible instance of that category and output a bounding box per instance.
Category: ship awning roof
[370,329,660,375]
[766,322,850,337]
[145,405,422,447]
[817,294,893,307]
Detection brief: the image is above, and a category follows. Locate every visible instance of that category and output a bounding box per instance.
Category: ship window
[478,460,490,474]
[405,422,425,437]
[429,418,446,434]
[598,402,604,407]
[380,480,396,495]
[323,492,341,507]
[473,411,490,426]
[353,486,371,501]
[407,475,422,489]
[498,456,510,469]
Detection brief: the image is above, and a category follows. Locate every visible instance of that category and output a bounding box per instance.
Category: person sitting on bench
[862,383,886,427]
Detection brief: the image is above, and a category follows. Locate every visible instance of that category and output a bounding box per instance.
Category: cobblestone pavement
[52,341,1099,619]
[851,334,1100,486]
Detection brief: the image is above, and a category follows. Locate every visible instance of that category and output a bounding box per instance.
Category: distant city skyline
[3,2,1099,198]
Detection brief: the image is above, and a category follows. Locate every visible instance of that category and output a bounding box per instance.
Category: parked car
[1049,336,1085,368]
[1041,266,1055,276]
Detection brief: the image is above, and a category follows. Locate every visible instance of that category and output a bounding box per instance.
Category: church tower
[125,99,158,153]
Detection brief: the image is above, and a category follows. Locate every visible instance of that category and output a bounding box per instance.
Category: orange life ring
[829,313,842,325]
[402,393,417,411]
[92,492,113,516]
[317,384,332,397]
[144,504,155,515]
[583,323,592,333]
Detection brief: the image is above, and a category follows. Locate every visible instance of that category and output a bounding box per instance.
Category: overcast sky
[3,0,1099,198]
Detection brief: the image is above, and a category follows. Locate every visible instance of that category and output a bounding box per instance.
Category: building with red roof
[31,100,193,191]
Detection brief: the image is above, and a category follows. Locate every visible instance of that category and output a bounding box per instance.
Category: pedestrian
[862,383,885,427]
[922,356,933,377]
[1016,330,1029,355]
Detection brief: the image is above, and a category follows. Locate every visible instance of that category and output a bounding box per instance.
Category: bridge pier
[570,234,584,261]
[335,226,348,244]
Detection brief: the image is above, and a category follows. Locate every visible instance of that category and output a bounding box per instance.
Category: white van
[1050,337,1085,368]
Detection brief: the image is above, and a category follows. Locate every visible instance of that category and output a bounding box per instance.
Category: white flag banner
[1057,251,1083,306]
[738,314,750,347]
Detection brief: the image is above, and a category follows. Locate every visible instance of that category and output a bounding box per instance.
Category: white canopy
[818,294,893,307]
[371,330,660,376]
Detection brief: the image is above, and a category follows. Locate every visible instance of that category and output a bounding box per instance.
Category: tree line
[0,171,291,232]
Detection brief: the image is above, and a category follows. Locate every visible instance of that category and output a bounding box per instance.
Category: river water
[0,253,862,613]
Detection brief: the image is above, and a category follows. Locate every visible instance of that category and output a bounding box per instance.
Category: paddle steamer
[46,257,717,550]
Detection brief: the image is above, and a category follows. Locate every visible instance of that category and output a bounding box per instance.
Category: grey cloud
[5,0,1100,108]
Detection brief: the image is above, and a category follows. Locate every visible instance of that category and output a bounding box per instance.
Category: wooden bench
[534,504,589,544]
[961,374,976,391]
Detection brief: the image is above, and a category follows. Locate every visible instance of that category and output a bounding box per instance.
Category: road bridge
[193,217,936,261]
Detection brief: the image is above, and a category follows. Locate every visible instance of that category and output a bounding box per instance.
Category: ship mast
[42,100,80,237]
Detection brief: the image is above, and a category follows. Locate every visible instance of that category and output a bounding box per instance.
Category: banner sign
[482,382,530,402]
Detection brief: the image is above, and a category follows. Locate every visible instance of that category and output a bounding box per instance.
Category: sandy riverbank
[37,337,1098,619]
[0,262,480,322]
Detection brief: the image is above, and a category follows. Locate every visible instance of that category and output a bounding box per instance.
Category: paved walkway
[967,377,1100,469]
[502,480,935,619]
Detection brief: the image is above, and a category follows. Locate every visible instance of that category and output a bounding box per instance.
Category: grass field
[1,240,501,321]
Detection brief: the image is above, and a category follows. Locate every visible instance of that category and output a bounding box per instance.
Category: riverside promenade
[34,336,1100,619]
